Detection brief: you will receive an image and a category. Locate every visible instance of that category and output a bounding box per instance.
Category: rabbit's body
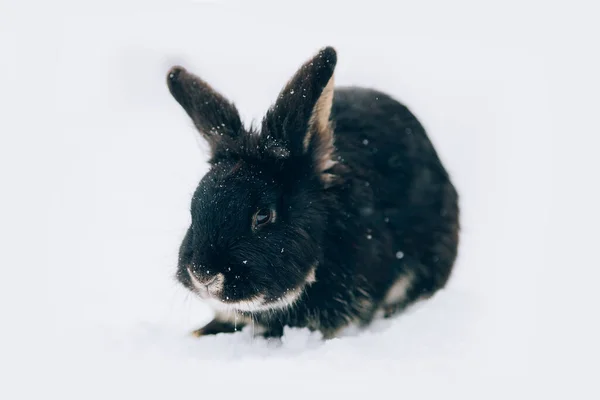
[223,87,458,338]
[167,47,459,339]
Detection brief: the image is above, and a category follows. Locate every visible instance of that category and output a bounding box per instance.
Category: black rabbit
[167,46,459,339]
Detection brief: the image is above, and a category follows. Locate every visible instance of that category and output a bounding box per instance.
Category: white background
[1,0,598,398]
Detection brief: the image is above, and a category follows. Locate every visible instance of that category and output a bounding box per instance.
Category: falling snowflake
[396,251,404,259]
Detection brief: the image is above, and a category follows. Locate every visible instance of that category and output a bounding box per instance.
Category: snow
[1,0,599,399]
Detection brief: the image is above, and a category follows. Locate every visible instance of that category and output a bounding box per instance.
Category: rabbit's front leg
[191,317,246,337]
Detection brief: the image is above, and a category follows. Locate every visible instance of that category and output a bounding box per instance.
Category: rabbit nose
[189,263,217,283]
[187,265,224,296]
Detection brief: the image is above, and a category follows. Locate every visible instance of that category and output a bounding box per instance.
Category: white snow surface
[1,0,599,399]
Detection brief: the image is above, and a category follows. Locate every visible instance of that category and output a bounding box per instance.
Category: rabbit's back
[331,86,459,299]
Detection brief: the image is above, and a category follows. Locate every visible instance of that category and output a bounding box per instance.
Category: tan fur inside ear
[304,76,335,152]
[305,76,336,186]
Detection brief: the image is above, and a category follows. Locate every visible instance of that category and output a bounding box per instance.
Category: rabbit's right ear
[167,66,242,153]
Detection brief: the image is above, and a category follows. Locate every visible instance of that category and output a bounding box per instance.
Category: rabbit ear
[167,66,242,152]
[262,47,337,166]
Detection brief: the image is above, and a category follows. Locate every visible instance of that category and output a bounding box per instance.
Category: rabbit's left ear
[167,66,242,155]
[262,47,337,176]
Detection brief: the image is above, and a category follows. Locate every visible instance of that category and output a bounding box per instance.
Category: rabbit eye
[253,208,275,228]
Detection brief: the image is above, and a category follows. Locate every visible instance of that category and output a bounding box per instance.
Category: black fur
[167,47,459,339]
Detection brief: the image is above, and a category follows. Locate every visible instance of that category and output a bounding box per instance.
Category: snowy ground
[1,0,599,398]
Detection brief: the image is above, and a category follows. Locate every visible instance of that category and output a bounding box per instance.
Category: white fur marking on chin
[259,287,303,311]
[254,263,318,312]
[305,267,316,284]
[383,274,413,306]
[190,264,319,313]
[206,295,267,313]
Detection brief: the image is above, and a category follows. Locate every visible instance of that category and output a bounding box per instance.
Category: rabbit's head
[168,47,340,312]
